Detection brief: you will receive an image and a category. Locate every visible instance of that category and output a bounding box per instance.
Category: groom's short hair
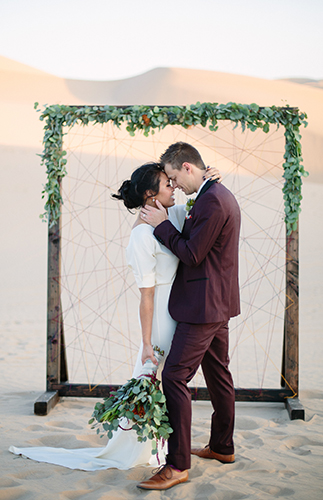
[160,142,206,171]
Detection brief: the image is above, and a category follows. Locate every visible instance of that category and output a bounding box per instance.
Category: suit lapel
[182,180,217,234]
[195,179,217,203]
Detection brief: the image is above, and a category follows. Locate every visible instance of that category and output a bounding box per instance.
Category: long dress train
[9,205,186,470]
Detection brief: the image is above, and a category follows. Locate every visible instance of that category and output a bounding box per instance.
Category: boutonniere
[185,198,195,219]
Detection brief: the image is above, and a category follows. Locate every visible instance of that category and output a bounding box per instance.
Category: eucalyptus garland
[35,101,308,234]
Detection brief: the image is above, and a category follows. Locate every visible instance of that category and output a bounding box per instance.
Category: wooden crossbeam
[34,384,302,416]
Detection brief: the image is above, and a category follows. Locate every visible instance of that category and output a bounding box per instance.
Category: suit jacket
[154,181,241,324]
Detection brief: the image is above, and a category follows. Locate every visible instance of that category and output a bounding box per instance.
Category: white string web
[60,120,286,390]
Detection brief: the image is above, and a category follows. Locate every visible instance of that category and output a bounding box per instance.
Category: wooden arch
[34,104,304,420]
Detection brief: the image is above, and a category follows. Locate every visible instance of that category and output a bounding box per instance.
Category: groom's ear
[182,162,192,174]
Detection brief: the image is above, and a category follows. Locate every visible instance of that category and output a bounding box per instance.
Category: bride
[10,161,219,471]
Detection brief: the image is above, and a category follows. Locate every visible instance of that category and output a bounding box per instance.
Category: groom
[139,142,241,490]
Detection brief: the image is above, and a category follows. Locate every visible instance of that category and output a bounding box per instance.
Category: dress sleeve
[126,227,156,288]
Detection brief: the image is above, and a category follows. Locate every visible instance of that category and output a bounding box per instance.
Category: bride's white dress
[9,205,186,470]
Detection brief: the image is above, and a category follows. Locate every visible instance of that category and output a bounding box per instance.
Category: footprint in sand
[278,470,297,479]
[279,435,319,455]
[0,478,21,488]
[237,430,264,448]
[290,448,311,456]
[59,488,92,499]
[11,470,52,480]
[201,489,247,500]
[235,417,260,431]
[227,461,247,471]
[250,482,294,496]
[31,434,84,448]
[0,487,29,499]
[265,431,288,440]
[24,424,45,432]
[189,464,209,479]
[46,421,83,430]
[192,482,217,498]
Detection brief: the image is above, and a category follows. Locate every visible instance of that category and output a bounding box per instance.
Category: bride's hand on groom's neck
[140,201,168,228]
[204,166,222,183]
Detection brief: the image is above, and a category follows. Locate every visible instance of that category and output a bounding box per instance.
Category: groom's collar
[195,178,209,197]
[195,179,217,202]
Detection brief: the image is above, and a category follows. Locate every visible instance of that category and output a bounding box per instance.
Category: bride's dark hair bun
[115,179,132,204]
[112,162,163,210]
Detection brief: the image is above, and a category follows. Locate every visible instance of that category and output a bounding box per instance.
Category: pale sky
[0,0,322,81]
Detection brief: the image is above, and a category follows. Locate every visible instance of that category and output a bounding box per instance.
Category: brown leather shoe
[137,464,189,490]
[191,445,235,463]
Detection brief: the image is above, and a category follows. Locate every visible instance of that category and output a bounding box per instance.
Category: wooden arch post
[281,224,304,419]
[34,182,68,415]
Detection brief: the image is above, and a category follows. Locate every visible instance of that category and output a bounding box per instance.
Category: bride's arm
[139,286,158,366]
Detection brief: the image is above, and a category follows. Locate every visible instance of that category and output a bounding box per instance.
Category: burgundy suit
[154,180,241,470]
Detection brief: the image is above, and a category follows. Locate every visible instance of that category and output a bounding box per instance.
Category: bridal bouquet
[89,346,173,456]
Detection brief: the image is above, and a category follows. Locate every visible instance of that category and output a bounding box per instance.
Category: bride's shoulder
[128,223,154,247]
[131,222,154,235]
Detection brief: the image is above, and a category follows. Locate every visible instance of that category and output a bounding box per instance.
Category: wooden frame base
[285,397,305,420]
[34,384,304,419]
[34,391,60,416]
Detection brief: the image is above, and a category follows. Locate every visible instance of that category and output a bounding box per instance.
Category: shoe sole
[191,451,235,463]
[137,477,188,490]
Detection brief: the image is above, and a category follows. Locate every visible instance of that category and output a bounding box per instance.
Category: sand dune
[1,55,323,181]
[1,56,322,499]
[279,77,323,89]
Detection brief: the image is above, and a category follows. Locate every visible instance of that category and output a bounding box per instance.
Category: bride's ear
[144,190,155,205]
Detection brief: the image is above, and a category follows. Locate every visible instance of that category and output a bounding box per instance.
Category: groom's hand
[141,344,158,366]
[140,200,168,227]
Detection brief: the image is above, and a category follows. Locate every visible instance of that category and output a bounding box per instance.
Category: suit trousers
[162,321,235,470]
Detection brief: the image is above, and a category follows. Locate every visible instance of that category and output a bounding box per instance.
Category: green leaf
[250,103,259,112]
[264,107,274,117]
[112,419,120,429]
[151,440,157,449]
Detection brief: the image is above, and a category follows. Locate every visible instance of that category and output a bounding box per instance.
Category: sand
[0,56,322,499]
[1,394,323,499]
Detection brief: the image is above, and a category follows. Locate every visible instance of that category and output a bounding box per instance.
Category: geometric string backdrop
[60,120,287,391]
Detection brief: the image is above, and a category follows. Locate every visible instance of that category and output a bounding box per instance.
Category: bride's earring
[152,198,155,203]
